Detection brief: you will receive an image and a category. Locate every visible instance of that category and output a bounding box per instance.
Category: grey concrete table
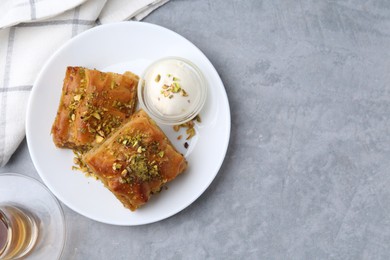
[2,1,390,259]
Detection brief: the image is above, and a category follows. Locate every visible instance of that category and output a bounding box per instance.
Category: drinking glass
[0,173,65,259]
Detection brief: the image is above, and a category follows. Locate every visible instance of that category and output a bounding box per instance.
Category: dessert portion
[51,67,139,152]
[138,57,207,125]
[144,59,197,117]
[83,109,188,211]
[51,66,190,211]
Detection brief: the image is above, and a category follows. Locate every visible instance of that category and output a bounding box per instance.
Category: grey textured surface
[2,0,390,259]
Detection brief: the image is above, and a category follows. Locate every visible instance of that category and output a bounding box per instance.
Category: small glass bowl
[138,57,207,125]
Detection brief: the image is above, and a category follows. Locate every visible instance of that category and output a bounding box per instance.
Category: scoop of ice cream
[144,59,201,117]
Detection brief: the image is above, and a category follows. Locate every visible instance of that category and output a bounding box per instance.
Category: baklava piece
[51,67,139,152]
[83,109,188,211]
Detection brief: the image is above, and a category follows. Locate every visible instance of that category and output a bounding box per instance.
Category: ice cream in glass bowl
[138,57,207,125]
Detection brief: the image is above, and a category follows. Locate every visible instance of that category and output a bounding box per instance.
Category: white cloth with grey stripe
[0,0,169,167]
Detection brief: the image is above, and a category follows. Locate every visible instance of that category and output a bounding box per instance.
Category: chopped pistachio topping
[95,135,104,143]
[110,80,117,89]
[121,169,128,177]
[155,74,161,82]
[92,112,101,120]
[73,94,81,101]
[172,82,181,93]
[181,89,188,97]
[173,125,180,132]
[113,133,165,184]
[159,74,188,99]
[112,162,122,171]
[118,134,143,148]
[72,149,95,177]
[173,114,201,140]
[186,128,196,140]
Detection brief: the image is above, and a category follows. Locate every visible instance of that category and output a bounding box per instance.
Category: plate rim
[26,21,231,226]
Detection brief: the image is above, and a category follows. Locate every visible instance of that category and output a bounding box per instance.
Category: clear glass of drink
[0,173,65,260]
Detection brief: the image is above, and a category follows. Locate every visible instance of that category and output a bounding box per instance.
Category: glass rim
[0,209,11,257]
[0,204,39,260]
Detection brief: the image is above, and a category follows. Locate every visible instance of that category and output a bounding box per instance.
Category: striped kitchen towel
[0,0,169,166]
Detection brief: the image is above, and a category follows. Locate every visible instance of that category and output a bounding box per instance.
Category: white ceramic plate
[26,22,230,226]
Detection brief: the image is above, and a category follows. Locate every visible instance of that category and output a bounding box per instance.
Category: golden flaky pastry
[83,109,188,211]
[51,67,138,152]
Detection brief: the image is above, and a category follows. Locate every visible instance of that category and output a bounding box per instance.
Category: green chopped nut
[112,162,122,171]
[172,82,181,93]
[95,135,104,143]
[159,75,188,98]
[181,89,188,97]
[121,169,128,177]
[92,112,101,120]
[110,80,116,89]
[155,74,161,82]
[73,94,81,101]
